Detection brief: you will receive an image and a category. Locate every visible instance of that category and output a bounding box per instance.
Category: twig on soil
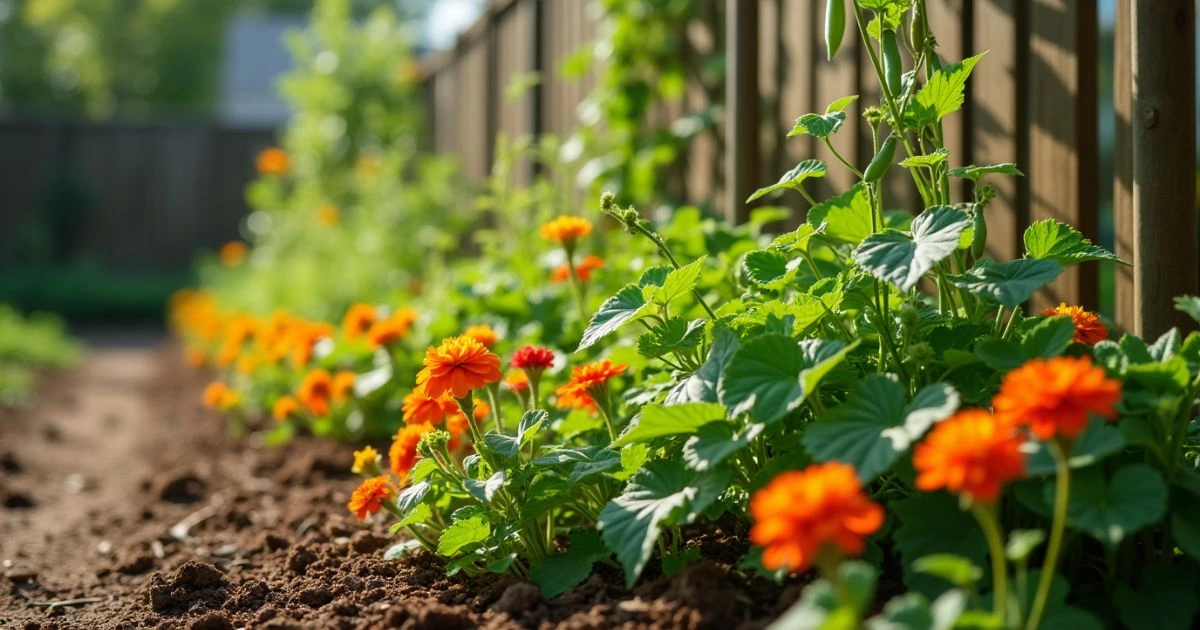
[25,596,104,609]
[168,499,224,540]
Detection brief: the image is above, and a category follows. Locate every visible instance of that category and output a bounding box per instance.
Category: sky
[424,0,484,50]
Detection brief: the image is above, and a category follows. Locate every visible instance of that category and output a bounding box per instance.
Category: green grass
[0,305,84,407]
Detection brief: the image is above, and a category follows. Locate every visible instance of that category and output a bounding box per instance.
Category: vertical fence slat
[725,0,758,224]
[1128,0,1198,335]
[1114,0,1135,332]
[1026,0,1098,310]
[971,0,1022,261]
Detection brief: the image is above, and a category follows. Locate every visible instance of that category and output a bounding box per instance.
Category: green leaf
[463,471,505,504]
[853,206,971,291]
[947,163,1023,180]
[1171,492,1200,563]
[1067,464,1167,547]
[1005,530,1045,563]
[520,474,571,521]
[667,326,738,404]
[395,480,432,514]
[530,530,609,599]
[720,336,855,424]
[912,554,983,589]
[577,284,654,351]
[788,96,859,138]
[743,249,791,286]
[949,259,1063,309]
[598,459,730,586]
[638,266,672,288]
[1114,566,1199,630]
[899,148,949,169]
[656,257,706,307]
[1025,418,1126,475]
[867,593,936,630]
[683,422,764,471]
[908,53,986,127]
[893,493,987,597]
[1020,315,1076,359]
[747,159,828,202]
[382,539,423,561]
[1023,219,1127,266]
[1174,295,1200,324]
[804,375,960,480]
[614,402,727,446]
[636,317,705,359]
[808,184,874,245]
[975,337,1024,371]
[771,223,821,253]
[436,512,491,556]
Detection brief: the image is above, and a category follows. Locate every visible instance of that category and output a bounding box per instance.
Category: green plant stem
[1001,308,1020,339]
[1026,440,1071,630]
[631,222,719,321]
[485,383,504,433]
[823,137,863,178]
[797,186,819,207]
[565,250,590,325]
[972,502,1009,624]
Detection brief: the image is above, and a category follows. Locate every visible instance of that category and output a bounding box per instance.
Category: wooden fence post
[1126,0,1197,336]
[725,0,758,225]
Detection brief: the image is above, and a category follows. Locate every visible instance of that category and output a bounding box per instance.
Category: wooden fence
[420,0,1197,336]
[0,121,275,272]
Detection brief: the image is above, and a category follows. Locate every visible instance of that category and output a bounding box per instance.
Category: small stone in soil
[286,547,317,575]
[4,566,38,582]
[491,582,542,616]
[64,473,95,494]
[263,533,290,551]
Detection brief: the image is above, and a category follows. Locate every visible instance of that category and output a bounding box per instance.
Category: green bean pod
[825,0,845,61]
[910,1,927,57]
[864,136,899,183]
[882,29,903,97]
[971,208,988,259]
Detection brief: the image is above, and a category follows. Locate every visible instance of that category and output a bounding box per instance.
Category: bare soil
[1,338,797,629]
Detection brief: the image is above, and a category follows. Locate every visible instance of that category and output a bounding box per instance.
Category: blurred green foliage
[0,262,191,321]
[0,0,429,118]
[0,304,82,406]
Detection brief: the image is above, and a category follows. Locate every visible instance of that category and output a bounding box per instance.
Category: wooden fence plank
[1026,0,1098,310]
[1114,0,1134,331]
[970,0,1022,261]
[1129,0,1197,335]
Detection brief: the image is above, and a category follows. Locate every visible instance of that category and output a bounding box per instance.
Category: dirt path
[0,339,789,629]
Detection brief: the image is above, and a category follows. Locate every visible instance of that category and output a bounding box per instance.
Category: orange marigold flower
[540,215,593,248]
[342,303,377,342]
[365,308,418,348]
[749,462,885,573]
[463,324,499,348]
[289,322,334,368]
[401,385,458,426]
[553,255,606,283]
[993,356,1121,441]
[1041,303,1108,346]
[317,203,341,227]
[554,360,626,412]
[273,395,300,422]
[184,346,207,368]
[347,475,393,520]
[504,369,530,392]
[219,241,248,268]
[236,353,261,375]
[913,409,1027,502]
[332,370,356,402]
[351,445,379,474]
[510,345,555,371]
[416,336,502,399]
[389,423,433,477]
[202,381,239,410]
[298,369,334,416]
[256,146,290,175]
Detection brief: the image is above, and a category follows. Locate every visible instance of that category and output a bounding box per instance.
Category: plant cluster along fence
[178,0,1200,627]
[420,0,1197,336]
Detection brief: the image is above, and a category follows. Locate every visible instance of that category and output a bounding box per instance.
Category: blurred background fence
[420,0,1196,336]
[0,121,272,271]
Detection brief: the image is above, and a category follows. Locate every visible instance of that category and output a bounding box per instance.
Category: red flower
[510,345,556,371]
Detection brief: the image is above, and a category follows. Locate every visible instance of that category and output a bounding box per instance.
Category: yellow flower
[351,446,379,475]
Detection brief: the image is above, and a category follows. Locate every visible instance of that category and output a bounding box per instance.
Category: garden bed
[1,342,795,629]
